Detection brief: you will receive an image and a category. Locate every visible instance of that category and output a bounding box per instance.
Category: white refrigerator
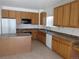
[1,18,16,35]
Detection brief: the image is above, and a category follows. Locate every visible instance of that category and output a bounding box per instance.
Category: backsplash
[46,27,79,37]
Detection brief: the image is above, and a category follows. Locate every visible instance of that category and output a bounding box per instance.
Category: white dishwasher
[46,34,52,49]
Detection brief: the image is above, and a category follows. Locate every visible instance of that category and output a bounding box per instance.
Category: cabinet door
[2,10,9,18]
[8,10,16,18]
[70,2,79,27]
[40,12,47,25]
[32,13,39,24]
[15,11,21,24]
[57,6,63,26]
[54,8,58,26]
[63,3,71,27]
[21,12,26,19]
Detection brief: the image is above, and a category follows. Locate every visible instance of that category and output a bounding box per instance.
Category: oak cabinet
[38,31,46,45]
[2,10,9,18]
[15,11,21,24]
[54,8,58,26]
[57,6,63,26]
[1,10,39,24]
[20,12,26,19]
[70,1,79,27]
[63,3,70,27]
[54,1,79,28]
[52,35,72,59]
[32,13,39,24]
[8,10,16,18]
[32,30,38,40]
[40,12,47,25]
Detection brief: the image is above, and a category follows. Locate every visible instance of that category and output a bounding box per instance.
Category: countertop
[0,33,32,37]
[39,29,79,43]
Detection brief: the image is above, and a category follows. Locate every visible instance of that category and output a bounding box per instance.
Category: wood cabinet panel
[0,36,31,56]
[2,10,9,18]
[38,31,46,45]
[54,8,58,26]
[52,35,72,59]
[40,12,47,25]
[70,2,79,27]
[63,3,71,27]
[57,6,63,26]
[8,10,16,18]
[15,11,21,24]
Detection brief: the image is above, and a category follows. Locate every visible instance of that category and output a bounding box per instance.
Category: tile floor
[0,40,63,59]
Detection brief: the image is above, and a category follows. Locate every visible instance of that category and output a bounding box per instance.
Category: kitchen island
[0,33,32,57]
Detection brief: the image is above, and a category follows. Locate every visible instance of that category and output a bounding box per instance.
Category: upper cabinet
[70,2,79,27]
[8,10,16,19]
[2,10,9,18]
[54,8,58,26]
[15,11,21,24]
[57,6,63,26]
[54,1,79,28]
[40,12,47,25]
[1,9,39,24]
[63,3,71,27]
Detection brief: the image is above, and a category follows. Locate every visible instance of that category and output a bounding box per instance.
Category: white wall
[45,0,79,37]
[45,0,74,16]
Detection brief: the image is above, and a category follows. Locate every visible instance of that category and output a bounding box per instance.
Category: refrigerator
[1,18,16,35]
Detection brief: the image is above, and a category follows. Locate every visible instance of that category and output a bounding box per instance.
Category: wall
[45,0,79,37]
[45,0,74,16]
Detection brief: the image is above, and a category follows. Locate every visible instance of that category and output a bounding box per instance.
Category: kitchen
[0,0,79,59]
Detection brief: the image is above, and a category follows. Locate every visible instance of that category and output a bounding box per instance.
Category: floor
[0,40,63,59]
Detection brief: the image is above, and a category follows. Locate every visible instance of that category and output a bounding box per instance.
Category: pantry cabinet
[52,35,72,59]
[54,1,79,28]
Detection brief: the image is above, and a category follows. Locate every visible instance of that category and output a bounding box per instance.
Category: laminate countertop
[40,29,79,43]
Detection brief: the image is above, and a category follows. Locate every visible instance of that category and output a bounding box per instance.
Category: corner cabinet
[52,35,72,59]
[54,1,79,28]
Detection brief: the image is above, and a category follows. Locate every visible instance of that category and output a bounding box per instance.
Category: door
[70,2,79,27]
[63,3,70,27]
[54,8,58,26]
[57,6,63,26]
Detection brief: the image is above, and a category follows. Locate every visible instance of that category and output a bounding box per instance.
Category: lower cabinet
[72,48,79,59]
[52,35,72,59]
[38,31,46,45]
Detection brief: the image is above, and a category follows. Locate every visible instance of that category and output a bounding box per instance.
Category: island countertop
[0,33,32,37]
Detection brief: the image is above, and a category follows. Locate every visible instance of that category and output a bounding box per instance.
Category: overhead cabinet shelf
[54,1,79,28]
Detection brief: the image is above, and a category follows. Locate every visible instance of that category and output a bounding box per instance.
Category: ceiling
[0,0,62,9]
